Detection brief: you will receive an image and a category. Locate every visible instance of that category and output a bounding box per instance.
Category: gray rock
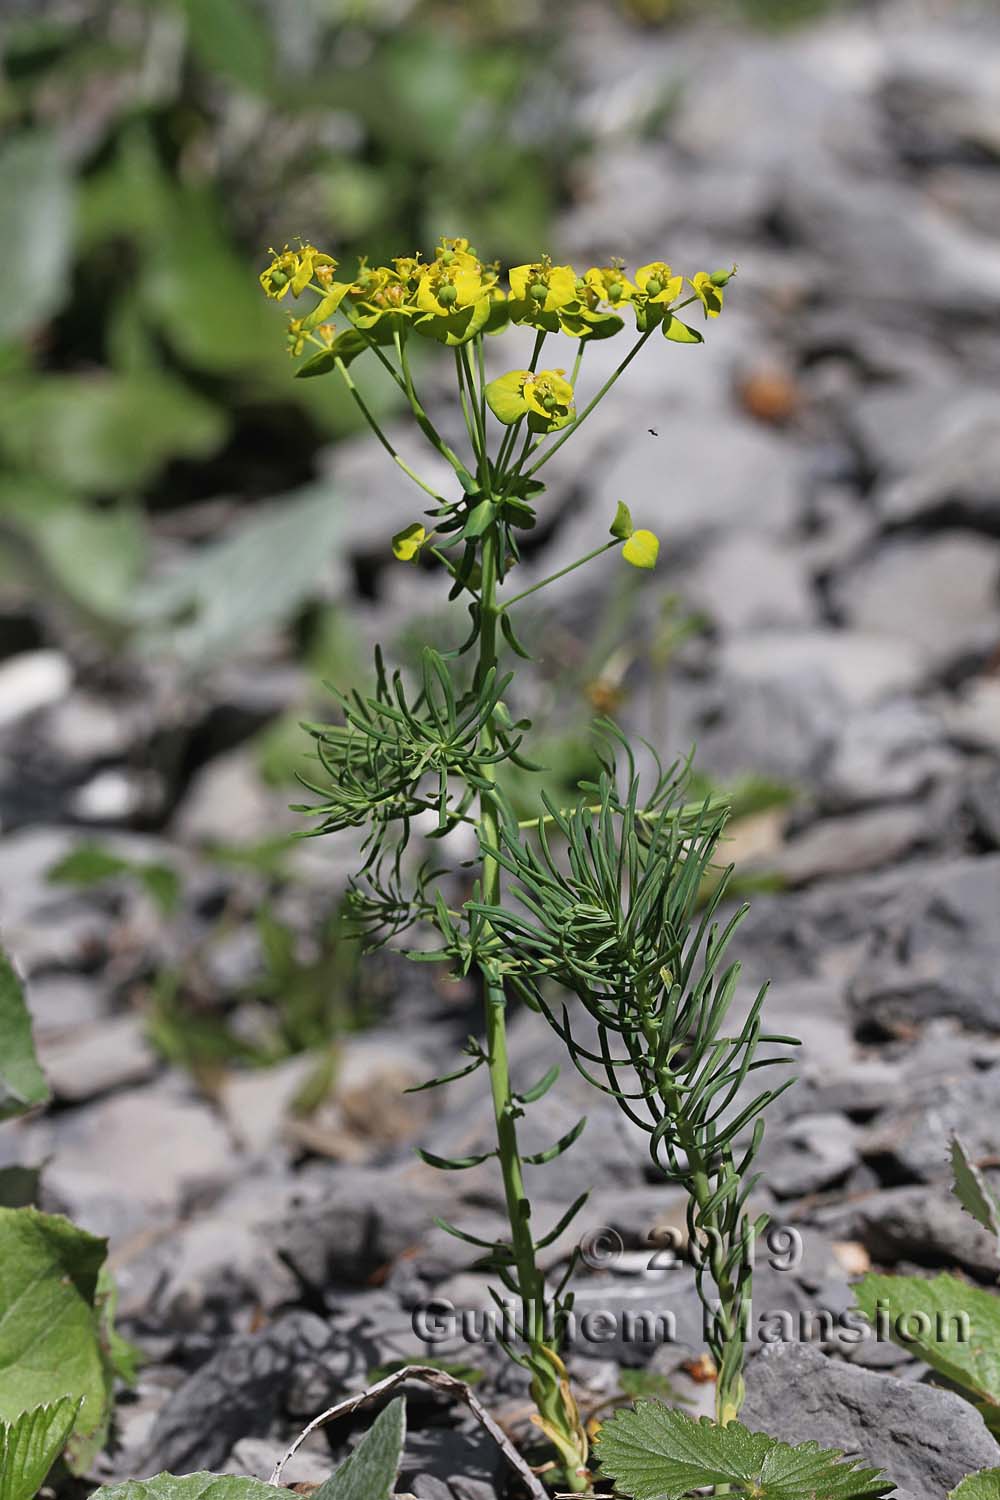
[719,630,929,710]
[36,1014,158,1102]
[861,1067,1000,1182]
[596,416,802,545]
[266,1163,450,1290]
[822,700,956,806]
[680,533,816,635]
[818,1184,1000,1281]
[140,1311,341,1473]
[778,166,1000,317]
[0,650,72,730]
[42,1083,235,1238]
[757,1113,859,1199]
[833,533,1000,670]
[879,399,1000,529]
[771,804,934,886]
[226,1437,330,1485]
[400,1425,503,1500]
[742,1342,1000,1500]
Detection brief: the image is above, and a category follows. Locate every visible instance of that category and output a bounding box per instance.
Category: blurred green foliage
[0,0,571,641]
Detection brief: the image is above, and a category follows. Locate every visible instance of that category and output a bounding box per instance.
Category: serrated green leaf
[610,501,634,540]
[950,1471,1000,1500]
[0,1209,115,1473]
[0,948,48,1121]
[854,1273,1000,1421]
[91,1475,289,1500]
[0,1398,80,1500]
[311,1396,406,1500]
[595,1401,892,1499]
[951,1136,1000,1245]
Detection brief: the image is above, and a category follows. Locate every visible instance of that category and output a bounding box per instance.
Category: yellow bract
[690,271,725,317]
[623,529,660,569]
[392,523,428,562]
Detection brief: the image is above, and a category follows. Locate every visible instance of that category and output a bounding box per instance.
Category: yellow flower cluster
[259,240,734,349]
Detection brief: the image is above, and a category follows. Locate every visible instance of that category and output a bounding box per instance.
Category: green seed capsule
[541,392,558,411]
[437,283,458,306]
[530,281,548,301]
[645,277,662,297]
[439,250,455,265]
[270,269,289,288]
[608,281,624,301]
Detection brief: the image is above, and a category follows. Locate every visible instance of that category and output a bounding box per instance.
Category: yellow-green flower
[689,271,725,318]
[347,262,420,328]
[417,259,494,318]
[508,259,579,329]
[584,265,636,309]
[486,368,575,432]
[260,243,337,300]
[635,261,683,306]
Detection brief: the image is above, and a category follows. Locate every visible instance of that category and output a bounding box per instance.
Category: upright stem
[476,524,587,1493]
[638,1008,746,1433]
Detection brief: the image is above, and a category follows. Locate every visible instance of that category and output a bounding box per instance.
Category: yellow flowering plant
[260,238,786,1490]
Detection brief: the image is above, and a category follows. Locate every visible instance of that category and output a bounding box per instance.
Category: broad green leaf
[136,483,341,660]
[950,1472,1000,1500]
[951,1136,1000,1244]
[0,134,74,343]
[0,376,225,496]
[663,315,703,344]
[392,523,427,562]
[180,0,275,97]
[623,529,660,569]
[855,1273,1000,1429]
[0,1166,40,1210]
[0,1208,114,1473]
[0,948,48,1121]
[595,1402,892,1499]
[311,1396,406,1500]
[92,1476,289,1500]
[610,501,634,540]
[0,1398,80,1500]
[485,370,529,425]
[47,844,180,917]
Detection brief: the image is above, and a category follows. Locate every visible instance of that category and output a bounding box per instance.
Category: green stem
[639,1007,747,1433]
[525,329,654,479]
[499,539,619,611]
[476,524,587,1492]
[333,356,447,504]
